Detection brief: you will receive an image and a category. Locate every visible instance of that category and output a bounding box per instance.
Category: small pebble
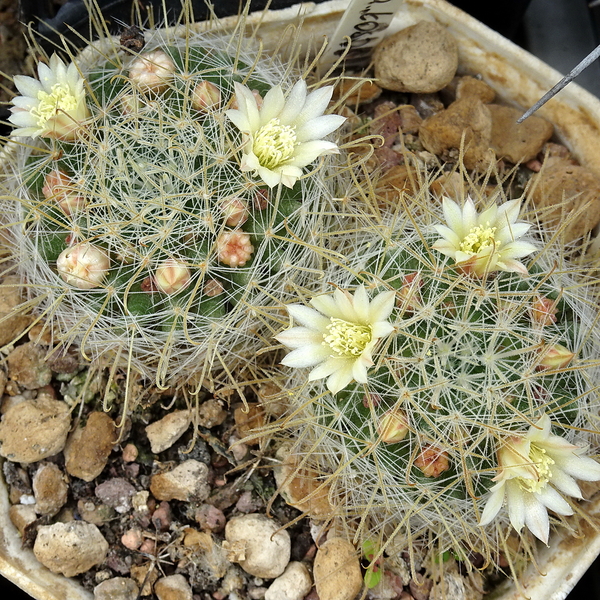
[155,574,193,600]
[145,409,191,453]
[33,521,109,577]
[264,561,312,600]
[234,404,265,445]
[122,443,139,462]
[64,411,117,481]
[0,397,71,463]
[197,398,228,428]
[151,501,172,531]
[0,276,32,346]
[6,342,52,390]
[374,21,458,93]
[150,459,210,502]
[32,463,69,516]
[195,503,226,532]
[94,577,139,600]
[121,528,143,550]
[130,563,158,596]
[95,478,136,513]
[224,513,291,578]
[409,573,433,600]
[8,504,37,536]
[313,538,362,600]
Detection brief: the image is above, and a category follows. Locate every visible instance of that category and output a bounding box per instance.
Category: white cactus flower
[57,243,110,290]
[479,414,600,544]
[226,79,346,188]
[9,54,90,140]
[433,197,536,276]
[275,285,396,394]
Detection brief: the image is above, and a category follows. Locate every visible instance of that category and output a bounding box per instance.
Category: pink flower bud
[396,272,422,311]
[56,243,110,289]
[414,445,449,478]
[230,88,263,111]
[537,343,575,370]
[362,393,382,409]
[530,296,558,326]
[216,231,254,267]
[192,80,221,111]
[220,198,249,227]
[128,50,175,94]
[42,169,85,216]
[253,188,269,210]
[204,279,225,297]
[377,408,409,444]
[154,259,191,294]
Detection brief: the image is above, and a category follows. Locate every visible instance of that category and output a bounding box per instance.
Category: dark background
[2,0,600,597]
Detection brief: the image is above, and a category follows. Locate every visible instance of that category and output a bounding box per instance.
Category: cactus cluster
[274,190,600,569]
[3,27,347,389]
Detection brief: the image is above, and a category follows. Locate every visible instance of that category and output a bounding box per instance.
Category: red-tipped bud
[220,198,249,227]
[537,343,575,370]
[530,296,558,326]
[128,50,175,94]
[396,272,422,311]
[216,231,254,267]
[42,169,85,216]
[57,243,110,289]
[414,445,450,478]
[192,80,221,111]
[154,259,191,294]
[377,408,409,444]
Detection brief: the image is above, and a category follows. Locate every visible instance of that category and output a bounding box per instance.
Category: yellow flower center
[459,223,498,254]
[518,445,555,494]
[253,118,297,170]
[32,83,80,127]
[323,318,372,357]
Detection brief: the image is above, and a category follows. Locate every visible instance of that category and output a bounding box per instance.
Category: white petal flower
[479,414,600,544]
[275,285,396,394]
[433,197,537,276]
[57,243,110,289]
[9,54,90,140]
[226,79,346,188]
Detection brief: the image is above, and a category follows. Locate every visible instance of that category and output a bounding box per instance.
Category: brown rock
[33,521,109,577]
[154,574,193,600]
[145,409,191,453]
[429,172,465,201]
[64,411,117,481]
[196,399,227,428]
[0,276,32,346]
[335,79,382,106]
[313,537,363,600]
[94,577,139,600]
[0,368,6,398]
[455,76,495,103]
[529,158,600,242]
[32,463,69,516]
[375,164,421,207]
[374,21,458,93]
[0,397,71,463]
[9,504,37,536]
[130,563,158,596]
[489,104,553,164]
[419,96,494,170]
[150,459,210,502]
[397,105,423,135]
[234,403,265,446]
[6,342,52,390]
[275,455,333,518]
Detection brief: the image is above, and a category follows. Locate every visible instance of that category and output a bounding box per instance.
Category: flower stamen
[323,318,372,357]
[253,118,297,170]
[459,223,498,254]
[518,445,554,493]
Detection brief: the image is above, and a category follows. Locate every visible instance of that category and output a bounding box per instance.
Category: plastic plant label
[319,0,405,68]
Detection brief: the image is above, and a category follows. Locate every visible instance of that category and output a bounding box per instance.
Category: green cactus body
[4,30,344,388]
[277,198,600,564]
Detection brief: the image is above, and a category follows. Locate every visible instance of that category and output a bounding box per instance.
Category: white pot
[2,1,600,599]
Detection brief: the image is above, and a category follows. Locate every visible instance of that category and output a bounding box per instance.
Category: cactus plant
[274,190,600,571]
[1,24,347,392]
